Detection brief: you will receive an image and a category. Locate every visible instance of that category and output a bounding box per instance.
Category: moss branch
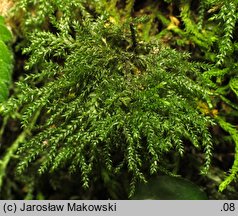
[0,109,41,190]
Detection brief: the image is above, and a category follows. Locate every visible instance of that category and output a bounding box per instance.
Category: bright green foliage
[0,16,12,102]
[179,2,216,50]
[208,1,237,66]
[0,16,12,42]
[0,1,215,196]
[230,78,238,97]
[216,118,238,192]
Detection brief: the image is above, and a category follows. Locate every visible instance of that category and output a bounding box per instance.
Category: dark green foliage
[127,0,238,193]
[132,175,207,200]
[0,0,215,197]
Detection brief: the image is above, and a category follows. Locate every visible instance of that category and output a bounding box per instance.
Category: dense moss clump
[0,0,238,199]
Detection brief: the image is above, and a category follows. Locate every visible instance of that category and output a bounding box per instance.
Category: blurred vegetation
[0,15,12,102]
[0,0,238,199]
